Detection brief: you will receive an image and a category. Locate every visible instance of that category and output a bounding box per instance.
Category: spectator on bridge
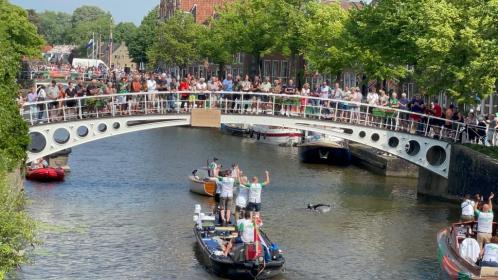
[36,85,47,122]
[65,81,78,118]
[386,92,399,129]
[259,77,272,112]
[366,89,379,125]
[282,79,297,116]
[300,82,311,115]
[196,77,208,108]
[486,114,497,146]
[179,77,190,112]
[465,111,479,143]
[409,93,425,134]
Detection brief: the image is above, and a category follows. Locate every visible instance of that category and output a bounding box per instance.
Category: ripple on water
[14,127,456,280]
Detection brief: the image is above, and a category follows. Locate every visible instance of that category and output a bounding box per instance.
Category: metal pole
[78,99,83,119]
[225,97,228,114]
[424,116,430,136]
[144,93,148,115]
[394,111,400,131]
[272,95,276,115]
[240,93,244,114]
[45,103,50,123]
[111,96,115,117]
[334,101,338,121]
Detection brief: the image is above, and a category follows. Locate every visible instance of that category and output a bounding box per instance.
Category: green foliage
[69,5,113,46]
[148,12,204,69]
[127,6,159,64]
[465,144,498,160]
[0,0,42,170]
[0,169,37,278]
[0,1,41,277]
[113,22,137,47]
[35,11,72,45]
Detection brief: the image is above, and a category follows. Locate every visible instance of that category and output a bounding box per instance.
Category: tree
[148,12,204,71]
[36,11,72,44]
[128,6,159,65]
[300,2,350,78]
[0,1,42,277]
[69,5,112,47]
[113,22,137,47]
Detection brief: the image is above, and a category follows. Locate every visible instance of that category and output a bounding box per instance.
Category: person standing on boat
[474,192,495,249]
[208,158,219,178]
[235,174,249,223]
[461,194,476,222]
[244,171,270,218]
[217,171,236,225]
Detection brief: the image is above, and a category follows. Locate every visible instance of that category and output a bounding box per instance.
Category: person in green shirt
[475,192,495,249]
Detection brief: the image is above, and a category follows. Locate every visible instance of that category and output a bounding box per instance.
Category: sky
[10,0,159,25]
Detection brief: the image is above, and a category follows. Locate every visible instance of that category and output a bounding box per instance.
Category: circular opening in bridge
[28,132,46,153]
[77,126,89,138]
[359,131,366,138]
[388,137,399,148]
[97,123,107,133]
[371,133,380,142]
[405,140,421,156]
[113,122,120,130]
[426,146,447,166]
[53,128,70,144]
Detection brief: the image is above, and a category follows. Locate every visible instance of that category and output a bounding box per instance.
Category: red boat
[26,167,65,182]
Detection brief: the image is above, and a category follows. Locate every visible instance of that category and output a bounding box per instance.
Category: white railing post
[29,105,34,125]
[177,93,181,113]
[45,103,50,123]
[425,116,431,136]
[111,96,115,117]
[334,101,339,121]
[272,95,276,115]
[62,104,67,121]
[365,105,370,125]
[144,93,148,115]
[240,93,245,114]
[256,97,260,115]
[225,97,228,114]
[303,98,307,118]
[394,111,400,131]
[319,103,323,120]
[78,99,82,119]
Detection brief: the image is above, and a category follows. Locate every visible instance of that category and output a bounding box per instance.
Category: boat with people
[437,221,498,279]
[250,125,303,146]
[26,167,65,182]
[193,204,285,279]
[298,132,351,165]
[189,167,216,197]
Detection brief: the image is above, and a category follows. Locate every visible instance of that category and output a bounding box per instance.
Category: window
[280,61,288,81]
[263,60,271,79]
[272,61,279,81]
[343,72,357,88]
[402,83,415,98]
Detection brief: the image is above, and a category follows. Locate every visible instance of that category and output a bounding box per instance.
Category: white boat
[298,132,351,165]
[189,168,216,197]
[250,125,303,146]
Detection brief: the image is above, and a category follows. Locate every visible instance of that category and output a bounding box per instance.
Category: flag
[86,39,94,49]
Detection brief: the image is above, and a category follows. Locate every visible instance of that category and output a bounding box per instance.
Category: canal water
[15,127,458,280]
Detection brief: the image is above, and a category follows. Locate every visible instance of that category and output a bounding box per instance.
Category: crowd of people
[18,70,498,146]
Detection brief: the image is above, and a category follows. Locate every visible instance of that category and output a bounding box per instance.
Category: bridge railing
[20,91,497,146]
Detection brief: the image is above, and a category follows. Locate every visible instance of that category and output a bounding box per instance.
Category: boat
[437,221,498,279]
[221,123,250,137]
[250,125,303,146]
[189,168,216,197]
[26,167,65,182]
[193,205,285,279]
[298,133,351,165]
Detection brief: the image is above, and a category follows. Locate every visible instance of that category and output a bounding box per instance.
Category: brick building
[159,0,228,24]
[158,0,364,89]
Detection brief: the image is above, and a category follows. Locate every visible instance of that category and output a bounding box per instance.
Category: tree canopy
[127,6,159,65]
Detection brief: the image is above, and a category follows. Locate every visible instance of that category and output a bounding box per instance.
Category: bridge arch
[27,113,450,178]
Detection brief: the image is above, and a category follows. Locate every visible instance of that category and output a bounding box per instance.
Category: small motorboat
[193,205,285,279]
[437,221,498,279]
[221,123,250,137]
[189,168,216,197]
[26,167,65,182]
[250,125,303,146]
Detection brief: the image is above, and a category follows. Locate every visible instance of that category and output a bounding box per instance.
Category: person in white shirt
[235,174,249,222]
[481,236,498,267]
[367,89,379,124]
[460,235,480,264]
[461,194,476,222]
[242,171,270,218]
[216,171,236,225]
[474,192,495,249]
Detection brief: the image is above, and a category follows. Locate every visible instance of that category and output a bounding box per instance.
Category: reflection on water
[14,127,458,280]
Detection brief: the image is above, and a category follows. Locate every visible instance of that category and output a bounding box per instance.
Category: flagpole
[109,17,113,68]
[92,32,95,60]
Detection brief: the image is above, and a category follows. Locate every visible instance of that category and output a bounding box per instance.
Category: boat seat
[481,266,498,277]
[203,238,223,251]
[215,226,236,232]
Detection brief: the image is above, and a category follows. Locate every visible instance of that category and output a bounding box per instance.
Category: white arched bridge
[21,91,479,178]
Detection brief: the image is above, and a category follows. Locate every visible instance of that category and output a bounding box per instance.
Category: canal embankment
[418,144,498,201]
[350,143,419,178]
